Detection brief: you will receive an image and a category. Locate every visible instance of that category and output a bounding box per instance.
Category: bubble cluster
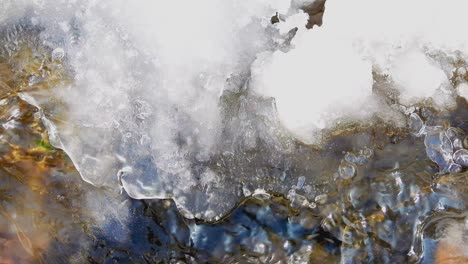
[409,112,468,173]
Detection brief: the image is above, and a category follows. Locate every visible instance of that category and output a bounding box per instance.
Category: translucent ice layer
[3,0,468,219]
[2,0,310,218]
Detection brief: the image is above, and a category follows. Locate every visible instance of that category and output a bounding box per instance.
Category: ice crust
[3,0,305,218]
[3,0,468,219]
[251,0,468,144]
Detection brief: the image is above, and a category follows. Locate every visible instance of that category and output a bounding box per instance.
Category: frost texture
[4,0,309,219]
[4,0,468,219]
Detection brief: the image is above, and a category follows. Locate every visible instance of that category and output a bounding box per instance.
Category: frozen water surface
[0,0,468,263]
[3,0,466,220]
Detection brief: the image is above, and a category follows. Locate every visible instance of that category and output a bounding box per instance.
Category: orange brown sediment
[435,241,468,264]
[0,45,76,263]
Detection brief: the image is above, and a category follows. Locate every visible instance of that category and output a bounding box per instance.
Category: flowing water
[1,2,468,264]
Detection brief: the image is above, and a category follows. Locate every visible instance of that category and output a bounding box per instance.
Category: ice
[407,113,464,173]
[344,148,373,164]
[2,0,313,219]
[446,127,465,150]
[448,162,462,174]
[338,162,356,180]
[457,83,468,100]
[446,127,464,142]
[452,138,464,151]
[453,149,468,167]
[4,0,468,219]
[344,152,359,164]
[389,50,450,106]
[251,26,375,143]
[407,112,468,173]
[251,0,468,144]
[296,175,306,189]
[51,47,65,60]
[424,132,453,172]
[314,194,327,205]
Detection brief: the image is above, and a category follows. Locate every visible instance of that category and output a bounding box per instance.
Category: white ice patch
[389,50,450,106]
[251,27,374,143]
[251,0,468,144]
[457,83,468,101]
